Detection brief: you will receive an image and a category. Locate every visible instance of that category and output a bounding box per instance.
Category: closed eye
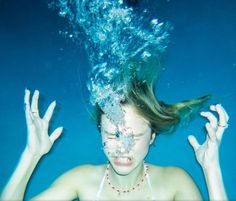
[105,132,116,139]
[107,136,116,139]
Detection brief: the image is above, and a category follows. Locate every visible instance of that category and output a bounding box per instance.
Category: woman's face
[101,104,155,175]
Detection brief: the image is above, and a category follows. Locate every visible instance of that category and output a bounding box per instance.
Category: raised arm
[0,89,63,200]
[188,104,229,201]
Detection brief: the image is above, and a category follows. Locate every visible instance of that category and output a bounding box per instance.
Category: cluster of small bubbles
[87,62,126,125]
[53,0,171,125]
[103,127,135,158]
[118,129,136,154]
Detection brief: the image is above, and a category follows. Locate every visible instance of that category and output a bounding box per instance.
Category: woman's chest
[78,178,175,201]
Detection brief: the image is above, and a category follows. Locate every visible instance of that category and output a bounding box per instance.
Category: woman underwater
[0,0,229,200]
[0,83,229,201]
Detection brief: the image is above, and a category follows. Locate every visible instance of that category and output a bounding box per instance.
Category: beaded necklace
[106,162,148,195]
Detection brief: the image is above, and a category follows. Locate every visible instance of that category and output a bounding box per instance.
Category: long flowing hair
[92,55,211,134]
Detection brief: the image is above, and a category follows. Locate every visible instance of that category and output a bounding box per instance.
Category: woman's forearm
[0,148,42,201]
[203,163,228,201]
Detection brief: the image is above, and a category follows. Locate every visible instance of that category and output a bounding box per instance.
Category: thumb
[50,127,63,144]
[188,135,200,152]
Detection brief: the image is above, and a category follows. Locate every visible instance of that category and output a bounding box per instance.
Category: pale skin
[0,89,229,201]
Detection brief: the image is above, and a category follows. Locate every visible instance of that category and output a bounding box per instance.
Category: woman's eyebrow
[104,131,116,135]
[133,133,145,136]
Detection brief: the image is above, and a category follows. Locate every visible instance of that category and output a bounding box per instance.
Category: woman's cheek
[106,139,116,147]
[103,138,117,155]
[134,140,150,155]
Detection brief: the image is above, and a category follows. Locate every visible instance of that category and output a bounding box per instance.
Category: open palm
[24,89,63,157]
[188,104,229,170]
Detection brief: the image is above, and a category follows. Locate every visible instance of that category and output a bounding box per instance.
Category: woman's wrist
[201,160,221,173]
[23,147,43,162]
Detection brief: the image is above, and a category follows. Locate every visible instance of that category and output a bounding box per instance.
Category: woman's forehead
[101,104,150,132]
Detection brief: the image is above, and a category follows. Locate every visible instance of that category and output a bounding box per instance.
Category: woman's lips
[113,157,133,166]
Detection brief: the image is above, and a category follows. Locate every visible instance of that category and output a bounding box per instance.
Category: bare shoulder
[149,164,195,183]
[51,164,105,188]
[148,164,202,200]
[30,164,105,200]
[61,163,104,178]
[163,166,193,181]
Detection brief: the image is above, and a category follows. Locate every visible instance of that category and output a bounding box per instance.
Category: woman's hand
[188,104,229,170]
[24,89,63,157]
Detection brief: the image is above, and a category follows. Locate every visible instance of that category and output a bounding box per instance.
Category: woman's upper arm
[171,167,203,201]
[30,167,81,201]
[30,185,77,201]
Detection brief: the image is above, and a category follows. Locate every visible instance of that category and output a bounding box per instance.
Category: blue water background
[0,0,235,200]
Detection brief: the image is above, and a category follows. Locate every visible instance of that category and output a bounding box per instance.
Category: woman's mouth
[113,156,133,166]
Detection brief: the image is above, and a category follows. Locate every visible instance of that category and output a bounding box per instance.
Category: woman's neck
[108,161,145,189]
